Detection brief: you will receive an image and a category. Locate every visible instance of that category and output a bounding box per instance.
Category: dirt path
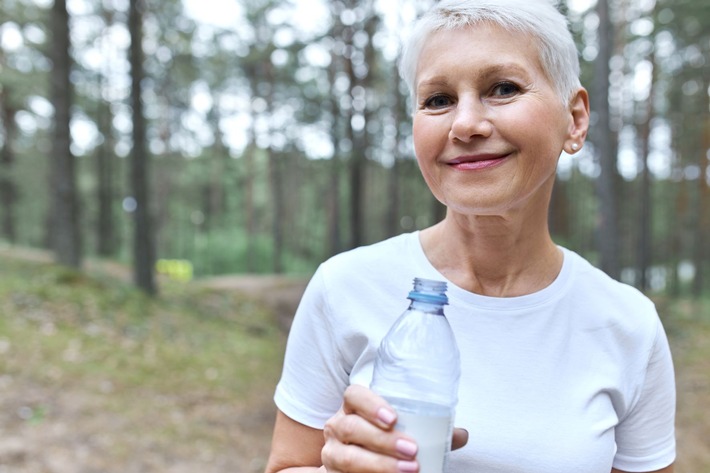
[195,274,309,333]
[0,383,279,473]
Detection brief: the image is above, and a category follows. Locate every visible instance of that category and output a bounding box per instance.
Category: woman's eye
[423,94,452,109]
[492,82,520,97]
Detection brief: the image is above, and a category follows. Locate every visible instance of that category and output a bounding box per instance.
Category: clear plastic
[371,278,461,473]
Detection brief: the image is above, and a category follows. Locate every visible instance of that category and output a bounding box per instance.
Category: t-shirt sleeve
[612,318,676,471]
[273,265,349,429]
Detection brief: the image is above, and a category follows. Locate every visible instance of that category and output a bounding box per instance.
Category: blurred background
[0,0,708,472]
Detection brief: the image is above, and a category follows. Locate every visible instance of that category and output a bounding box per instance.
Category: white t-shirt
[274,232,676,472]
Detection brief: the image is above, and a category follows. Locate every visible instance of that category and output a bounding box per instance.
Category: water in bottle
[371,278,461,473]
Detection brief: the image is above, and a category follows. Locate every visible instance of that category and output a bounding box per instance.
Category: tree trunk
[668,126,686,297]
[263,62,284,273]
[269,151,284,273]
[549,179,570,241]
[327,8,343,257]
[344,22,363,249]
[327,72,343,257]
[636,121,652,291]
[96,73,117,256]
[692,94,710,297]
[96,99,116,256]
[95,7,117,257]
[206,100,228,230]
[636,55,656,291]
[49,0,81,268]
[0,89,17,243]
[431,196,446,224]
[386,60,404,238]
[129,0,156,294]
[244,72,259,272]
[593,0,620,279]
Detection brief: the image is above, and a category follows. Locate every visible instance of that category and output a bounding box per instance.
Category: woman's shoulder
[561,247,660,328]
[563,248,652,300]
[321,232,419,274]
[311,232,423,300]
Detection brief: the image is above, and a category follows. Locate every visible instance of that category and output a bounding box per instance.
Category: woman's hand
[321,385,469,473]
[322,385,419,472]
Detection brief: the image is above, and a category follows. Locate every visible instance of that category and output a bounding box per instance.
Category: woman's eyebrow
[476,63,532,78]
[416,77,449,90]
[417,63,532,90]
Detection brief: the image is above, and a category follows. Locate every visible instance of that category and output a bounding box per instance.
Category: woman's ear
[565,87,590,154]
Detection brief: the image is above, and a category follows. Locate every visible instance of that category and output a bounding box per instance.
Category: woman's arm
[264,410,324,473]
[264,385,430,473]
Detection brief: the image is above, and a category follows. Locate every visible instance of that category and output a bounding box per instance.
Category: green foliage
[1,0,709,293]
[187,227,318,276]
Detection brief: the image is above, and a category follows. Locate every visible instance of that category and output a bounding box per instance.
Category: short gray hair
[399,0,581,105]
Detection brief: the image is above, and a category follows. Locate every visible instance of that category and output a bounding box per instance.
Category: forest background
[0,0,708,293]
[0,0,709,472]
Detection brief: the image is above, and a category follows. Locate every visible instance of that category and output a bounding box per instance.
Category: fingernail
[397,460,418,472]
[396,438,418,458]
[377,407,396,426]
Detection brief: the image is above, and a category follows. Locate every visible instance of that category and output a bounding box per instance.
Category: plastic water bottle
[371,278,460,473]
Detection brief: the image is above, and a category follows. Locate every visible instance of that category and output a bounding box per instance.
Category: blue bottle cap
[408,277,448,305]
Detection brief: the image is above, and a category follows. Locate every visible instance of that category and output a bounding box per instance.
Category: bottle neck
[408,299,445,315]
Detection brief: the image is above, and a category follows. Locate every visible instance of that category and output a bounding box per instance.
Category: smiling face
[412,24,588,218]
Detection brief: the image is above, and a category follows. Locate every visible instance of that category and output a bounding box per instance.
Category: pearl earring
[571,143,579,151]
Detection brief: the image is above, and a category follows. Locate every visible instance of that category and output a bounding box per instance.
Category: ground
[0,249,707,472]
[0,246,305,473]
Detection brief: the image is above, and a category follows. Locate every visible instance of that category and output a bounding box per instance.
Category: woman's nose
[449,100,492,142]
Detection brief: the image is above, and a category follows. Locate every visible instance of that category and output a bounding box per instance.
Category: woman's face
[412,24,586,217]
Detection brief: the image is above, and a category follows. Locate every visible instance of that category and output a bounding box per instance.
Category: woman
[264,0,676,472]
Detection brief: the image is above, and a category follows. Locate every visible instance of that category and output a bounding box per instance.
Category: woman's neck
[419,211,562,297]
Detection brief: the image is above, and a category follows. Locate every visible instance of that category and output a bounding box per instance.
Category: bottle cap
[408,278,448,305]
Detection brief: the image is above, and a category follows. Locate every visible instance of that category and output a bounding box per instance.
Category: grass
[0,257,282,390]
[652,294,710,473]
[654,294,710,379]
[0,255,286,472]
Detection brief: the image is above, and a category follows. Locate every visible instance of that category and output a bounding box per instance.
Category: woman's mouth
[447,153,509,170]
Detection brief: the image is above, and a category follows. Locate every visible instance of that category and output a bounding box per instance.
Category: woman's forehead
[416,25,544,77]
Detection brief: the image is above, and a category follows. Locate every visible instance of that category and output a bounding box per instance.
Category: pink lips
[447,154,508,171]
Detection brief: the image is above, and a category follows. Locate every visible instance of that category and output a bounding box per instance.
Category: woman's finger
[342,384,398,430]
[451,427,469,451]
[322,433,419,473]
[324,408,418,460]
